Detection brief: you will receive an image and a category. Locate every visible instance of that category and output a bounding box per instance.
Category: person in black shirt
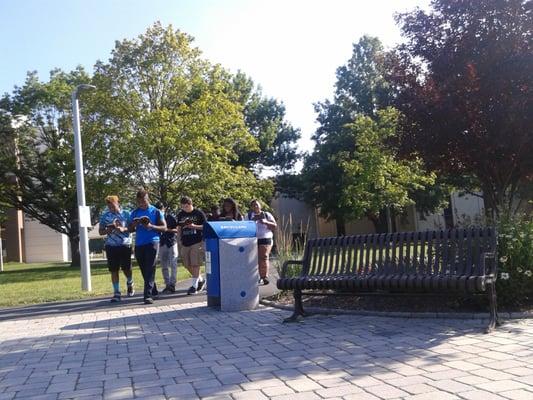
[219,197,243,221]
[177,196,207,295]
[155,202,179,294]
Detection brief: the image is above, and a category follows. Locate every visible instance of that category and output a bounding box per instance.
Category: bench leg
[486,281,500,333]
[283,289,306,323]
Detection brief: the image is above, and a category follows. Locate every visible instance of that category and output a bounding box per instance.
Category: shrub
[496,214,533,308]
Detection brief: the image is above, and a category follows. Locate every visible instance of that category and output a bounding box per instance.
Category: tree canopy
[391,0,533,217]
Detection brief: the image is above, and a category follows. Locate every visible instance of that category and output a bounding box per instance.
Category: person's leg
[189,243,205,293]
[121,246,134,296]
[169,243,178,288]
[106,246,121,301]
[142,243,158,299]
[135,245,150,299]
[258,244,272,283]
[160,245,171,288]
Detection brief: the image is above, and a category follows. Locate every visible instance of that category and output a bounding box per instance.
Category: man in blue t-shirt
[128,189,167,304]
[99,195,134,302]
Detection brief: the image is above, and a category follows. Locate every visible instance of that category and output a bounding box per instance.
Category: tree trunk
[368,211,389,233]
[336,216,346,236]
[69,234,81,267]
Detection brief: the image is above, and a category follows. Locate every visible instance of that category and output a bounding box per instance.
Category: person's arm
[259,212,277,229]
[188,210,206,230]
[147,210,167,233]
[127,211,139,232]
[98,215,108,236]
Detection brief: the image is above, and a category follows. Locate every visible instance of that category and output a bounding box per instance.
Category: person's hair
[154,201,165,210]
[223,197,240,217]
[136,189,149,200]
[180,196,193,205]
[250,199,260,207]
[105,195,119,204]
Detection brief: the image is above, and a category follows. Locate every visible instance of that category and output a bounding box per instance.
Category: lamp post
[71,84,96,291]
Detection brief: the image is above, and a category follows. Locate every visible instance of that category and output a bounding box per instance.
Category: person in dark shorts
[128,190,167,304]
[177,196,207,295]
[99,195,134,302]
[246,199,277,285]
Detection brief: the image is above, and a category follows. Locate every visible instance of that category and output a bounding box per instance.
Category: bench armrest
[281,259,304,278]
[481,252,497,277]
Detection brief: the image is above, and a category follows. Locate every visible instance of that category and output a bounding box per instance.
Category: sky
[0,0,429,153]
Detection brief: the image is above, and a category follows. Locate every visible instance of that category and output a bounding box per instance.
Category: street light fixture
[71,84,96,291]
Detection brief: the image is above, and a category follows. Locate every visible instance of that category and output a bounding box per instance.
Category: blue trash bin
[204,221,258,311]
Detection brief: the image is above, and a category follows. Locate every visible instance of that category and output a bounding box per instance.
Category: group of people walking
[99,190,277,304]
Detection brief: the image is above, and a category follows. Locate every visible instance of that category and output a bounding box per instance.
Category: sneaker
[110,293,121,302]
[187,286,197,295]
[259,277,270,286]
[144,297,154,304]
[152,288,159,299]
[127,283,135,297]
[197,279,206,291]
[162,285,175,294]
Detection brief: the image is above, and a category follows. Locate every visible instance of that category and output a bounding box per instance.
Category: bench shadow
[0,305,527,399]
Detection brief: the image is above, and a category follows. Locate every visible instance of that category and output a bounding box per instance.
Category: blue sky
[0,0,428,152]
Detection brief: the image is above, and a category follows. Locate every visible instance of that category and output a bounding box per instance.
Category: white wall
[23,217,70,263]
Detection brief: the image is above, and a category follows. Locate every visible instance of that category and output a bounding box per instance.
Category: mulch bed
[269,291,532,314]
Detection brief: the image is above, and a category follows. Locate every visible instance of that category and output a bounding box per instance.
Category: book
[178,218,193,227]
[134,216,150,225]
[251,212,265,221]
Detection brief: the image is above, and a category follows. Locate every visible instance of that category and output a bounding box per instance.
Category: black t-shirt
[161,214,178,247]
[177,209,206,247]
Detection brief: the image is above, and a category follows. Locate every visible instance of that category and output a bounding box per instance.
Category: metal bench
[277,227,499,332]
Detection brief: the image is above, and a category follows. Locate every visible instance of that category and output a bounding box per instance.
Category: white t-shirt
[247,211,275,239]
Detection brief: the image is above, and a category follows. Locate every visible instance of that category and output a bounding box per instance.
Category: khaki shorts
[179,242,204,267]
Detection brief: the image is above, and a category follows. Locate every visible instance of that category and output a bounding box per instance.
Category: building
[272,191,486,240]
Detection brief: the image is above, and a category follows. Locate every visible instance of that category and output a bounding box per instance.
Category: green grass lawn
[0,260,197,308]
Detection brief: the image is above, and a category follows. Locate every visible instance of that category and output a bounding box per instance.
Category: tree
[90,23,274,210]
[391,0,533,217]
[0,69,115,266]
[304,108,434,234]
[230,72,301,173]
[304,36,438,233]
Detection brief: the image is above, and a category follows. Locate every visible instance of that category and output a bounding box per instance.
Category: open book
[133,216,151,225]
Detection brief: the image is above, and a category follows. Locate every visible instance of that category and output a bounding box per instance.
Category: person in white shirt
[247,199,277,285]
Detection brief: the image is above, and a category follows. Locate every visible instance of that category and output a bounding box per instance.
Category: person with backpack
[247,199,277,285]
[128,189,167,304]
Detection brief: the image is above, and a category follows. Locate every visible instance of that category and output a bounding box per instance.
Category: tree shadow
[1,304,529,399]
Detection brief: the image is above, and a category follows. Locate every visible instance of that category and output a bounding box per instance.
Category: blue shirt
[129,205,165,246]
[99,209,131,247]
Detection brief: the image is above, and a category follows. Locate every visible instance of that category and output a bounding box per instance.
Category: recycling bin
[204,221,258,311]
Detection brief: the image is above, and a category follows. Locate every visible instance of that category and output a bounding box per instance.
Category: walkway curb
[260,299,533,320]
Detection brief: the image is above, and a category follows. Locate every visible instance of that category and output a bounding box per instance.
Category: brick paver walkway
[1,303,533,400]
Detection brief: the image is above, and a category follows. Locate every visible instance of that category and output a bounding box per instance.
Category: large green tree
[304,36,438,233]
[305,108,434,234]
[391,0,533,217]
[90,23,273,210]
[0,68,116,266]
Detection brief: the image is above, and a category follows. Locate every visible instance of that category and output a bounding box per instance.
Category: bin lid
[203,221,257,239]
